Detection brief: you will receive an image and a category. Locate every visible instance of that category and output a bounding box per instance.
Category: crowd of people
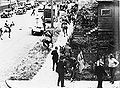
[51,45,119,88]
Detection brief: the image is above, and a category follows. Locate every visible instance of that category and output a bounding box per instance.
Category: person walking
[77,51,84,73]
[61,21,68,37]
[31,8,35,16]
[51,46,59,71]
[108,54,119,84]
[56,56,66,87]
[95,58,107,88]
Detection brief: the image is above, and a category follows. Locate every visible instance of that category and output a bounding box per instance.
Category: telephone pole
[51,0,54,28]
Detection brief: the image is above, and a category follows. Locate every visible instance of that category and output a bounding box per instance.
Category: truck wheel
[31,29,34,35]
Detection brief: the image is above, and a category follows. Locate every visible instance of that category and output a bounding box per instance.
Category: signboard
[101,9,112,16]
[97,0,114,1]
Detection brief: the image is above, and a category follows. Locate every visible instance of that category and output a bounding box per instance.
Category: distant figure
[31,8,35,16]
[51,46,59,71]
[77,51,84,73]
[56,57,66,87]
[61,21,68,37]
[108,54,119,84]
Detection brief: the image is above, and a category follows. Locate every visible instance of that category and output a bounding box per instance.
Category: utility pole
[51,0,54,28]
[43,5,46,31]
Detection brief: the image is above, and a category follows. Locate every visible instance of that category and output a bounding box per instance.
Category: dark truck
[44,9,55,23]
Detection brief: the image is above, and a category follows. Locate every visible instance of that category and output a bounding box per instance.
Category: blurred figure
[61,21,68,37]
[51,46,59,71]
[77,51,84,73]
[31,8,35,16]
[56,56,66,87]
[70,57,79,82]
[95,58,107,88]
[108,54,119,84]
[0,28,3,40]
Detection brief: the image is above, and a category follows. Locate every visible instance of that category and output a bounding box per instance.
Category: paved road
[0,8,41,81]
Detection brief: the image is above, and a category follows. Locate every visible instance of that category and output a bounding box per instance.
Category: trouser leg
[97,75,103,88]
[110,67,116,83]
[53,60,55,71]
[57,73,60,86]
[61,73,64,87]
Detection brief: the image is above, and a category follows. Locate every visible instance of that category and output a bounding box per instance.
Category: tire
[31,29,34,35]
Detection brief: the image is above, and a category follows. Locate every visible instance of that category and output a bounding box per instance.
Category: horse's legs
[8,32,10,38]
[0,34,3,40]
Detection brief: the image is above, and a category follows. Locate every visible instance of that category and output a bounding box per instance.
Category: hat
[55,46,58,50]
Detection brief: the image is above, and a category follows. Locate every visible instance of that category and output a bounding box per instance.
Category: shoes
[71,79,74,82]
[61,86,65,87]
[111,81,114,84]
[110,81,114,84]
[57,84,59,86]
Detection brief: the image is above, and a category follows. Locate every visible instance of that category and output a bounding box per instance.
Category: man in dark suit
[51,46,59,71]
[56,56,66,87]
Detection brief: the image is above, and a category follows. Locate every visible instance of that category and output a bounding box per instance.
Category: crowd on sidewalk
[50,45,119,88]
[48,1,120,88]
[0,0,120,88]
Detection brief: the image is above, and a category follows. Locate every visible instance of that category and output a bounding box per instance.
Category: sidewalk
[3,22,120,88]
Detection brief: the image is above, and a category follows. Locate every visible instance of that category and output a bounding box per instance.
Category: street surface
[6,22,120,88]
[0,9,41,81]
[0,3,119,88]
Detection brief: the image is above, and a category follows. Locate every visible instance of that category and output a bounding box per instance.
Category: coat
[51,50,58,62]
[56,61,66,74]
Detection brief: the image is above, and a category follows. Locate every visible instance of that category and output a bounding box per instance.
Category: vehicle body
[44,9,55,23]
[15,6,26,15]
[1,9,13,18]
[31,26,44,35]
[25,3,32,10]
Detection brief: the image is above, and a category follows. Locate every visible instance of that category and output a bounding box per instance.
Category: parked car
[25,3,32,10]
[15,7,26,15]
[31,26,44,36]
[1,9,13,18]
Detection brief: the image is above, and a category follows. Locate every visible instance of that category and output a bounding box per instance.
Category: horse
[4,21,15,38]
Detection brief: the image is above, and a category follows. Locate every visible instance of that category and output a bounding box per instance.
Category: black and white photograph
[0,0,120,88]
